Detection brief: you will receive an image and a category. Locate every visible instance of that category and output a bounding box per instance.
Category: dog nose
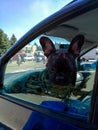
[56,76,64,81]
[55,73,65,85]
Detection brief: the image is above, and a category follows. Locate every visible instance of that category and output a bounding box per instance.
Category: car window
[4,35,69,102]
[4,35,97,121]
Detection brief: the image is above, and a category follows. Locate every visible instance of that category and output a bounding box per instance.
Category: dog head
[40,35,84,86]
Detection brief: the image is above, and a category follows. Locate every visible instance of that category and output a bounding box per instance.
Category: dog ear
[68,34,85,58]
[40,36,56,57]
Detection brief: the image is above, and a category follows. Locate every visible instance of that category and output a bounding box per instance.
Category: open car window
[4,34,97,122]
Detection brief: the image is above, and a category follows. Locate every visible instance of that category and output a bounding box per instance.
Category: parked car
[34,51,45,62]
[24,55,35,61]
[0,0,98,130]
[80,61,97,71]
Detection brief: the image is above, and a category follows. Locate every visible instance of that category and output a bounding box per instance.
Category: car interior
[0,0,98,130]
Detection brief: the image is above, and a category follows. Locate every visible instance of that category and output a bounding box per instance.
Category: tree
[10,34,17,45]
[0,29,10,54]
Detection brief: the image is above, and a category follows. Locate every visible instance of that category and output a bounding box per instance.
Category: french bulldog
[40,34,84,87]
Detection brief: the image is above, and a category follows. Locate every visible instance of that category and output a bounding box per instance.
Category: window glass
[4,35,97,121]
[4,35,69,103]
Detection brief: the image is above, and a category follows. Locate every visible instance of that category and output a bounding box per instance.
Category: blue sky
[0,0,73,40]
